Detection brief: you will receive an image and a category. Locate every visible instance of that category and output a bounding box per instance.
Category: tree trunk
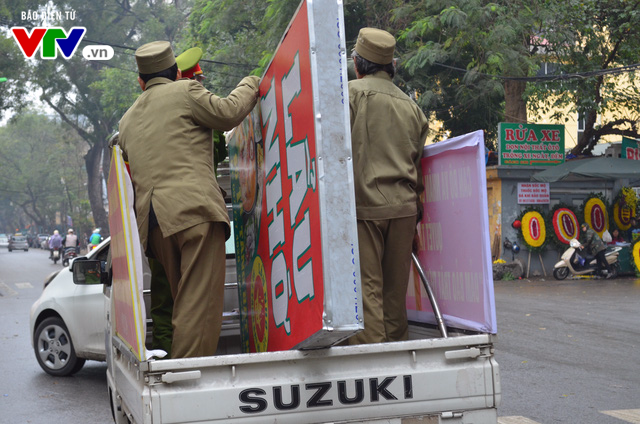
[85,141,109,233]
[504,80,527,123]
[571,109,598,156]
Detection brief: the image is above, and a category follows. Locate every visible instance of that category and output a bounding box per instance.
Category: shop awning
[531,157,640,182]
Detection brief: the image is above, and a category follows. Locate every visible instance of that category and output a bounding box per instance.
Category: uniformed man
[348,28,429,345]
[143,46,207,358]
[176,47,228,174]
[118,41,259,358]
[145,46,225,358]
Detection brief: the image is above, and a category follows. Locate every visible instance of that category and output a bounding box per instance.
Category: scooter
[62,247,78,267]
[50,246,62,264]
[553,238,622,280]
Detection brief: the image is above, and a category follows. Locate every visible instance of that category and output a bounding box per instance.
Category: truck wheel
[33,317,85,376]
[110,387,131,424]
[553,267,568,280]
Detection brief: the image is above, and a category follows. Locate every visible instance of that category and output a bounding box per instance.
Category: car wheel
[553,267,569,280]
[33,317,85,376]
[25,248,28,252]
[8,248,11,252]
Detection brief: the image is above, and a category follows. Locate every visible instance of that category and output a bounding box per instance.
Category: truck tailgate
[116,334,499,423]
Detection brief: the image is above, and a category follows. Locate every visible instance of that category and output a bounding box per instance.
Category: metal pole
[411,252,448,338]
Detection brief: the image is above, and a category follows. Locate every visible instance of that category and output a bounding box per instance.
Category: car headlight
[43,270,61,290]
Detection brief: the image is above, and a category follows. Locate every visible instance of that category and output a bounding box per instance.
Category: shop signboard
[408,131,497,334]
[228,0,361,353]
[107,146,147,361]
[622,137,640,160]
[498,123,565,166]
[517,182,550,204]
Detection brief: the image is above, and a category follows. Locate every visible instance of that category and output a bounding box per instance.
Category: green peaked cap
[176,47,203,72]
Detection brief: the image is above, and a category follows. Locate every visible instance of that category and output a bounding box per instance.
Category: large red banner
[230,2,325,352]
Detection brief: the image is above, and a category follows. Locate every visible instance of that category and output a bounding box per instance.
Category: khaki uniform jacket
[118,76,259,248]
[349,72,429,220]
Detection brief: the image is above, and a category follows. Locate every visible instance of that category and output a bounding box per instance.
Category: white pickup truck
[74,225,500,424]
[102,296,500,424]
[75,1,501,422]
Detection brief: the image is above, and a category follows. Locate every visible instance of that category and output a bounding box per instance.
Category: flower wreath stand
[515,207,549,278]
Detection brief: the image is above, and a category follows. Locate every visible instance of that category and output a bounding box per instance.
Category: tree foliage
[0,0,42,119]
[0,113,87,234]
[395,0,551,147]
[0,0,194,233]
[526,0,640,155]
[186,0,297,95]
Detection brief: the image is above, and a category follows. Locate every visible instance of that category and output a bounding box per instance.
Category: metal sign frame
[229,0,361,352]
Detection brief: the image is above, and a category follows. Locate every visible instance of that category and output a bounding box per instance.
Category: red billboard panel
[229,0,360,352]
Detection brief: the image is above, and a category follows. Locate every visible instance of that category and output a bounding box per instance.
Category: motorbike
[553,238,622,280]
[50,246,62,264]
[62,247,78,267]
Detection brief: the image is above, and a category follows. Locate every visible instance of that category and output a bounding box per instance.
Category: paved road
[495,276,640,424]
[0,247,112,424]
[1,246,639,423]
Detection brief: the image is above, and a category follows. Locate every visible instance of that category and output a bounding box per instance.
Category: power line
[433,61,640,82]
[79,37,257,69]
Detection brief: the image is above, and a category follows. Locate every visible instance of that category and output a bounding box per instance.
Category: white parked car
[29,238,111,376]
[30,232,237,377]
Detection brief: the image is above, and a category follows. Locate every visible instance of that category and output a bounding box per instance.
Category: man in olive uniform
[348,28,429,345]
[118,41,259,358]
[144,46,206,358]
[176,47,228,174]
[579,222,612,278]
[145,46,228,357]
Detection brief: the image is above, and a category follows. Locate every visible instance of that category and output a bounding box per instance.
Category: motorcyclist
[88,228,102,250]
[48,230,63,259]
[62,228,79,254]
[579,222,612,278]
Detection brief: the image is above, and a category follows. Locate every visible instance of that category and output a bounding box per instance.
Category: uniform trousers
[350,215,416,345]
[148,221,226,358]
[148,258,173,357]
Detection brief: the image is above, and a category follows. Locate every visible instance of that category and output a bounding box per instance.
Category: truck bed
[109,328,499,424]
